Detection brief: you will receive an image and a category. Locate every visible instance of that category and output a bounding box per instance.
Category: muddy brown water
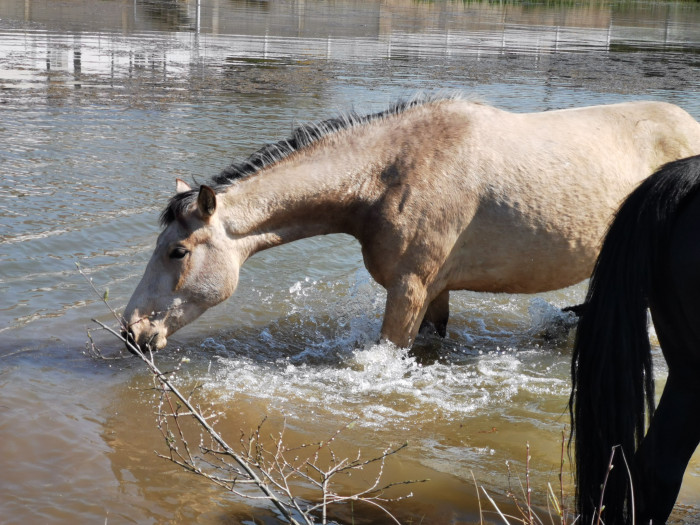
[1,1,700,523]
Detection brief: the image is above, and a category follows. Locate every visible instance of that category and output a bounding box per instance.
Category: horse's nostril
[122,327,139,355]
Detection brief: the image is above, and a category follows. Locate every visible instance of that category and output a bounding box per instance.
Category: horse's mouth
[121,327,161,356]
[144,332,160,353]
[121,327,141,355]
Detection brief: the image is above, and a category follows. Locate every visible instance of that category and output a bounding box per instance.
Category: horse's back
[437,99,700,188]
[609,100,700,166]
[360,98,700,295]
[432,100,700,293]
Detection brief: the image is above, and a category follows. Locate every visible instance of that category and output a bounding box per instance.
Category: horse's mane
[160,93,461,227]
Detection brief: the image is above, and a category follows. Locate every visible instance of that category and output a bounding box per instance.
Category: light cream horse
[124,96,700,351]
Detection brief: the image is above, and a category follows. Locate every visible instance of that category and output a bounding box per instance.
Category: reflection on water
[1,0,700,523]
[2,0,699,107]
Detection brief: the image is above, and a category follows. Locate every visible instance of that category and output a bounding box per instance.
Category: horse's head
[123,180,240,352]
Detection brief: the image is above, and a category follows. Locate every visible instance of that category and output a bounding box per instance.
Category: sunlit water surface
[2,0,700,523]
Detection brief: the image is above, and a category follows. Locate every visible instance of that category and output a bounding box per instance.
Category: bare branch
[80,265,420,525]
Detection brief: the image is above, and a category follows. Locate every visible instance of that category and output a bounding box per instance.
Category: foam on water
[202,275,574,430]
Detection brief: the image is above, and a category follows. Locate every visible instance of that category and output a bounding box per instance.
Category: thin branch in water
[483,486,513,525]
[79,263,421,525]
[471,470,484,525]
[91,317,309,525]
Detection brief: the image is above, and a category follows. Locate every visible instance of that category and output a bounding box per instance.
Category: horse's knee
[380,276,431,347]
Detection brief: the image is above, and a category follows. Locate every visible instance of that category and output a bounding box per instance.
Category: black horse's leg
[419,290,449,337]
[635,186,700,521]
[562,302,586,317]
[633,375,700,523]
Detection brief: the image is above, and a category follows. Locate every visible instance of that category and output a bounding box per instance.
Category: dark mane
[160,94,459,227]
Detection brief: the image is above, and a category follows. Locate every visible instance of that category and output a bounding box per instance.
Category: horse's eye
[169,246,189,260]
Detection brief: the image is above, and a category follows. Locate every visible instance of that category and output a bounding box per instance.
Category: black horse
[571,154,700,524]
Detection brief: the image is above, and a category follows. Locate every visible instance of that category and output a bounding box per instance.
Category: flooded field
[1,0,700,523]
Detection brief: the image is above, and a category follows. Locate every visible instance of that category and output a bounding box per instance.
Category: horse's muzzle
[121,326,140,355]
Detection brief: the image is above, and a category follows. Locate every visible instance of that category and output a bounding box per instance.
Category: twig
[79,264,421,525]
[619,447,635,525]
[76,262,122,327]
[527,442,533,524]
[560,429,566,525]
[93,317,309,525]
[596,446,618,525]
[471,470,484,525]
[483,486,512,525]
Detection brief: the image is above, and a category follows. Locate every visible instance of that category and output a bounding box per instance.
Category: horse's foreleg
[633,375,700,523]
[419,290,450,337]
[380,274,430,348]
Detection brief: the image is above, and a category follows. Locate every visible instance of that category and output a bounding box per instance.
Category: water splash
[204,342,570,430]
[194,274,579,432]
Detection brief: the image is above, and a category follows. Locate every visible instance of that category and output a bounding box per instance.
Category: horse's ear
[197,185,217,218]
[175,178,192,194]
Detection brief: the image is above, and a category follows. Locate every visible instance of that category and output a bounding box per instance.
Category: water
[1,0,700,522]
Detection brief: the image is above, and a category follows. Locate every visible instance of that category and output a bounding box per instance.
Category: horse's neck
[220,138,379,256]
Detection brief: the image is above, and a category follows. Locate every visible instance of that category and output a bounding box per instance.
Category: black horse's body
[571,154,700,523]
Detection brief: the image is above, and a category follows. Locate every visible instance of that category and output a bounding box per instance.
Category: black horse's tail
[570,155,700,524]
